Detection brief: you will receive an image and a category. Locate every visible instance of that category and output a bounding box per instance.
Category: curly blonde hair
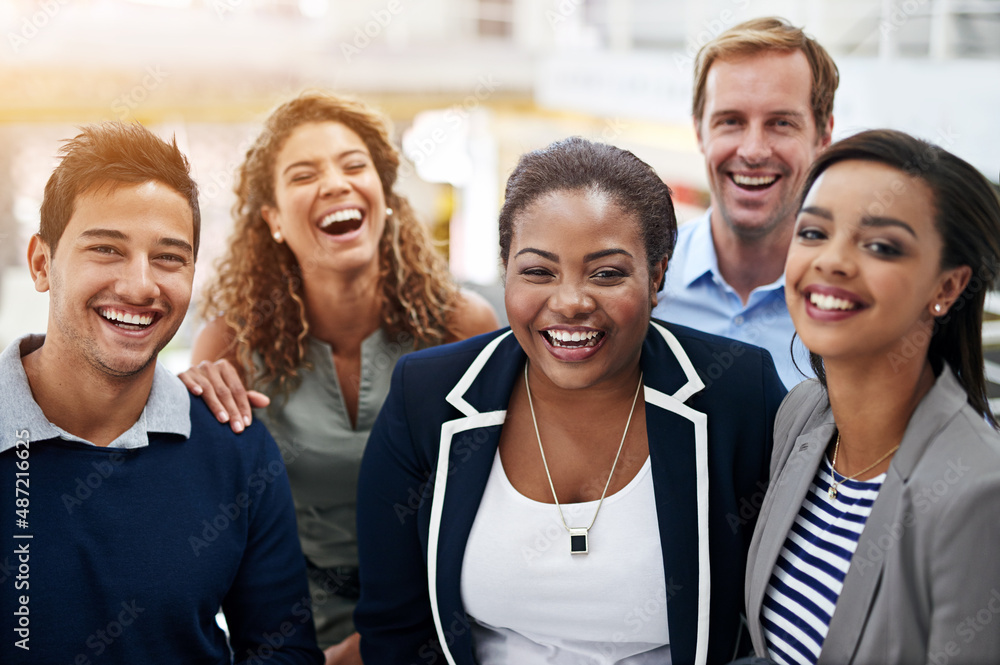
[201,91,459,395]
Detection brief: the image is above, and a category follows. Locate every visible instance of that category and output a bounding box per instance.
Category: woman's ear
[260,206,283,243]
[650,256,669,309]
[930,265,972,316]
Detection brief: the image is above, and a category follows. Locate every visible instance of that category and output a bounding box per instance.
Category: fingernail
[192,385,203,395]
[233,420,244,433]
[244,416,252,427]
[218,411,229,423]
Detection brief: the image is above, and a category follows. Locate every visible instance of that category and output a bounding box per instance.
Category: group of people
[2,14,999,665]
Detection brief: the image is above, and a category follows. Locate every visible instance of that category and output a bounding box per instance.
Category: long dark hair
[800,129,1000,427]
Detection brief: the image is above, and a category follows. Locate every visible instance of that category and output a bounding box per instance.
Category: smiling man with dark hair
[0,122,322,664]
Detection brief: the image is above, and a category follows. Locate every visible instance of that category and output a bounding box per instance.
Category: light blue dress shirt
[652,209,811,389]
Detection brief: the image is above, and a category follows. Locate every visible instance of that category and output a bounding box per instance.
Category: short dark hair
[800,129,1000,427]
[498,137,676,274]
[39,122,200,257]
[693,16,839,139]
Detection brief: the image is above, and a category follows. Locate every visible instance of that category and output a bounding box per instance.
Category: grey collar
[0,334,191,452]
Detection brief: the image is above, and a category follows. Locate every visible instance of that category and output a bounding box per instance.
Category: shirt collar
[0,334,191,453]
[679,210,722,288]
[680,208,787,297]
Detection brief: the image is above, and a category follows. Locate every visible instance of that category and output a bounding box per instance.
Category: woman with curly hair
[179,91,498,661]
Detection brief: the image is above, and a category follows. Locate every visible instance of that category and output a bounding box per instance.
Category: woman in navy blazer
[355,138,786,665]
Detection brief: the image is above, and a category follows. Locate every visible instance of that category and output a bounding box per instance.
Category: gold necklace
[828,432,899,500]
[524,362,644,555]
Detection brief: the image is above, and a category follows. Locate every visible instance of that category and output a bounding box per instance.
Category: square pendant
[570,528,589,555]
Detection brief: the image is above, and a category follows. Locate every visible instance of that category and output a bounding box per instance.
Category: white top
[461,448,671,664]
[762,455,885,665]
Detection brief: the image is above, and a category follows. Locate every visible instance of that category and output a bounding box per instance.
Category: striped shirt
[762,454,885,665]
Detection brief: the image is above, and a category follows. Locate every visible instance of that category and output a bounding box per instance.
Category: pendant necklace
[828,432,900,500]
[524,362,643,554]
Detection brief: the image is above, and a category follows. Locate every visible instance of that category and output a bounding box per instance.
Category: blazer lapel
[427,331,521,665]
[816,475,897,665]
[747,420,836,651]
[819,367,966,663]
[643,322,712,665]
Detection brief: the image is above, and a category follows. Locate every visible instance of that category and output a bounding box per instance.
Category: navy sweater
[0,396,323,664]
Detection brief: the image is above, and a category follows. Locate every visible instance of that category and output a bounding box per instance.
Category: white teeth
[809,293,857,311]
[732,174,777,187]
[549,330,599,342]
[100,308,154,326]
[319,208,363,228]
[546,330,601,347]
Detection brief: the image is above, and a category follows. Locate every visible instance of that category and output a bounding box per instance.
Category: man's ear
[693,116,705,155]
[27,234,52,293]
[819,114,835,150]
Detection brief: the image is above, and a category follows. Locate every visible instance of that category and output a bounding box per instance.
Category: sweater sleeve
[355,357,442,664]
[222,424,324,665]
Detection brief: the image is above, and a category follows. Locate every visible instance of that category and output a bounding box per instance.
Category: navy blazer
[356,321,786,665]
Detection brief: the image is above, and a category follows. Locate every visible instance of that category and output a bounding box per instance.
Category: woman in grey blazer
[745,130,1000,665]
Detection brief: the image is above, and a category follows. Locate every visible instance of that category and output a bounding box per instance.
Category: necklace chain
[523,362,643,551]
[828,432,900,500]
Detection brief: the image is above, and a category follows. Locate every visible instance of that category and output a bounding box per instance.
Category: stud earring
[385,207,393,217]
[273,230,283,243]
[933,303,943,314]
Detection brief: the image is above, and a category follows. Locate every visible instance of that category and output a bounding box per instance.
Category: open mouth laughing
[542,329,605,348]
[318,207,365,236]
[730,173,779,191]
[98,306,158,331]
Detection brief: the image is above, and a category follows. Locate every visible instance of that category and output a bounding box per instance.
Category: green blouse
[255,328,415,569]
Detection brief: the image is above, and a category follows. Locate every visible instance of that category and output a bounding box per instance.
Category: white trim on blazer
[426,323,712,665]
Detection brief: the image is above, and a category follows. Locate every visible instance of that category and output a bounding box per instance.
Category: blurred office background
[1,0,999,383]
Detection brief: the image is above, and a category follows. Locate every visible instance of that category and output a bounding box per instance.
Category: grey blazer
[746,367,1000,664]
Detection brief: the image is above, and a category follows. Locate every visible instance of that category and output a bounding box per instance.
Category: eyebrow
[513,248,634,262]
[771,110,807,120]
[800,206,833,220]
[860,215,918,238]
[158,237,195,254]
[711,109,807,121]
[515,248,557,261]
[585,248,633,262]
[79,228,194,254]
[79,228,128,242]
[281,149,369,176]
[800,206,918,238]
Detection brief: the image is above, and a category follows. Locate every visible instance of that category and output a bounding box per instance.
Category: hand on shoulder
[178,318,271,434]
